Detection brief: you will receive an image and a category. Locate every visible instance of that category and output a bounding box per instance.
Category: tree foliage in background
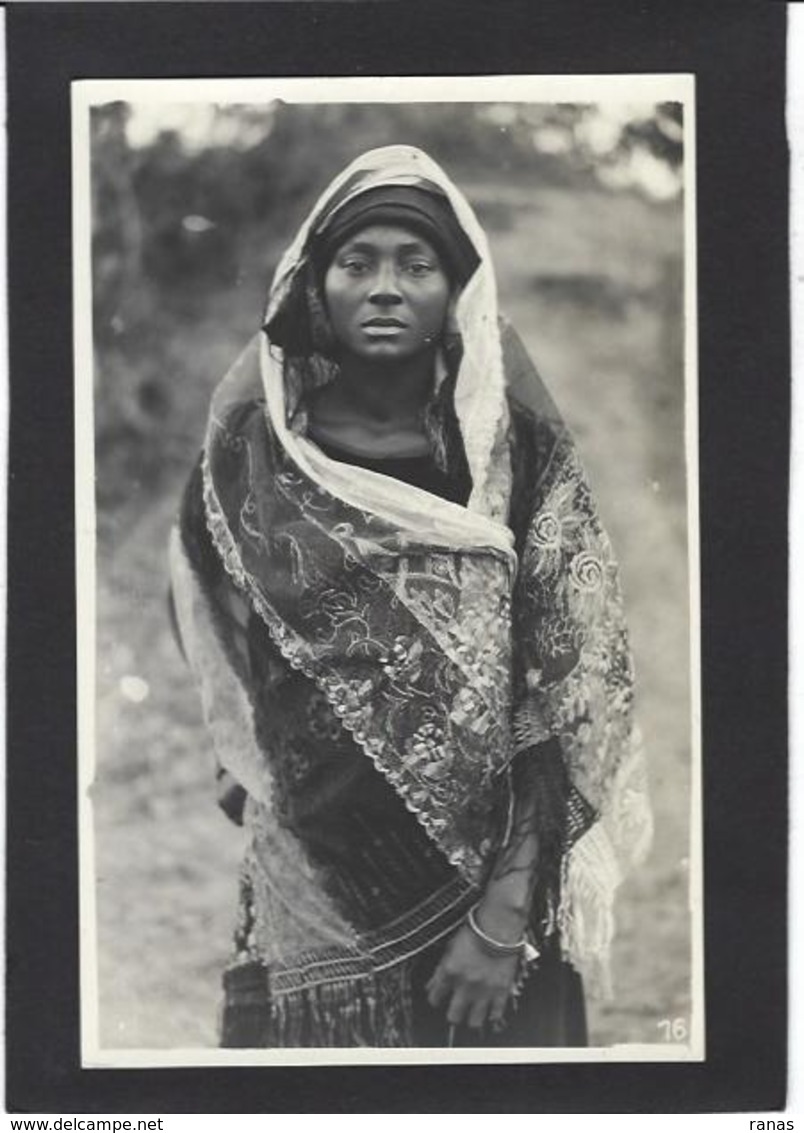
[91,100,682,533]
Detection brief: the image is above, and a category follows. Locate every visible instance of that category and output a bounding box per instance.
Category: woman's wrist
[474,889,530,945]
[465,903,527,957]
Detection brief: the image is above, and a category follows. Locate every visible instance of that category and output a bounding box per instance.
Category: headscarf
[262,145,515,525]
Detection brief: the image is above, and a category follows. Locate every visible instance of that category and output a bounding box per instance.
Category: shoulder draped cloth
[169,146,652,1042]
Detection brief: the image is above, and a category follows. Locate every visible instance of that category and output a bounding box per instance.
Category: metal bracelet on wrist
[465,902,531,957]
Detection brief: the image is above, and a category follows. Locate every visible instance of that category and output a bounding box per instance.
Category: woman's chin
[349,338,435,364]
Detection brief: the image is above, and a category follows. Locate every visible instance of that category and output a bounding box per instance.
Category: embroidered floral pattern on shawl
[203,398,515,877]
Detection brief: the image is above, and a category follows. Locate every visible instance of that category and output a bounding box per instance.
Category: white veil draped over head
[263,145,514,529]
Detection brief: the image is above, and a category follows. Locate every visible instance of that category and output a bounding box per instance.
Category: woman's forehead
[333,224,439,254]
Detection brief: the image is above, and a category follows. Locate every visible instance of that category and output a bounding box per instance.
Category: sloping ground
[92,181,692,1052]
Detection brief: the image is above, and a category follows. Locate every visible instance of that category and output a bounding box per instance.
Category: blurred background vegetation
[90,99,691,1050]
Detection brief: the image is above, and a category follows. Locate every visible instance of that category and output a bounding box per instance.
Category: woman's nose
[368,262,403,304]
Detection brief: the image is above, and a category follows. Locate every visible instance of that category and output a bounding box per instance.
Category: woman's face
[323,224,452,364]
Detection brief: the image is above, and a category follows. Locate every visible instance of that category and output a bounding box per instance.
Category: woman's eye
[405,261,434,277]
[341,259,370,275]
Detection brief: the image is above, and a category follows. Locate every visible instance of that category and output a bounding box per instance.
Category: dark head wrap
[311,183,480,286]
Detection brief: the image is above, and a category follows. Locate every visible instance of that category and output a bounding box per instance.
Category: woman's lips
[362,316,407,328]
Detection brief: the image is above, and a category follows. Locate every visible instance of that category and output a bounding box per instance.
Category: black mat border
[5,0,790,1114]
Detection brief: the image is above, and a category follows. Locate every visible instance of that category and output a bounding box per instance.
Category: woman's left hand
[426,923,520,1031]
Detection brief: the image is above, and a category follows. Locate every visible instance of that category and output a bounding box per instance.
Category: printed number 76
[657,1017,688,1042]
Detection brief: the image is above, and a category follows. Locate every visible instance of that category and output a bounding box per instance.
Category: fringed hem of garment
[558,819,622,999]
[220,960,415,1048]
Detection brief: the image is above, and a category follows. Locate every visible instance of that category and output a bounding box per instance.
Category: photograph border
[72,71,702,1071]
[5,1,788,1113]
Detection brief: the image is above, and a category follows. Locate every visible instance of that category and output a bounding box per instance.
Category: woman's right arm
[171,455,250,825]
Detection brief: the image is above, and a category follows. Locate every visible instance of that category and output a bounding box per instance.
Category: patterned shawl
[170,146,652,1042]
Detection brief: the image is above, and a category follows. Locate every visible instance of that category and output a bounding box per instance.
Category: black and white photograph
[73,75,699,1065]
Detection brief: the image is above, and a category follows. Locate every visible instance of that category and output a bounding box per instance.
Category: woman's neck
[308,351,436,457]
[331,351,435,423]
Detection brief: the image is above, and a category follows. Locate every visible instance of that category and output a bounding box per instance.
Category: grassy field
[92,176,693,1052]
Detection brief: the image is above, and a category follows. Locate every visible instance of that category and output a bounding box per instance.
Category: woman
[169,145,652,1048]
